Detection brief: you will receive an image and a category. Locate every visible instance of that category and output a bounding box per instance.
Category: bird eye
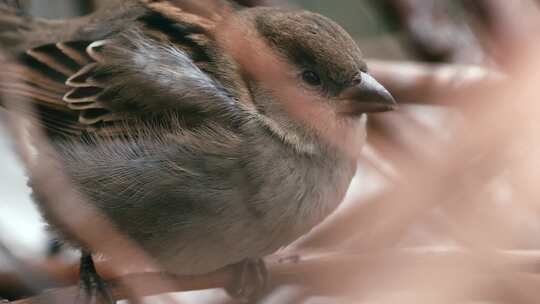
[302,71,322,86]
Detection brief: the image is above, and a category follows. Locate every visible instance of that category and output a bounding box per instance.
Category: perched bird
[0,0,396,302]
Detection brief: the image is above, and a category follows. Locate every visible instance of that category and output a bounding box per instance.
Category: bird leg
[76,251,115,304]
[225,258,268,303]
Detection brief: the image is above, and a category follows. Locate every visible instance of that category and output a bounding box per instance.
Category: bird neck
[245,81,368,159]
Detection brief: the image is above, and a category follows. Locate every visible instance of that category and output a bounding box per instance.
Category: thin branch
[7,248,540,303]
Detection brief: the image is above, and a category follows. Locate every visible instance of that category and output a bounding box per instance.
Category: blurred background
[2,1,540,303]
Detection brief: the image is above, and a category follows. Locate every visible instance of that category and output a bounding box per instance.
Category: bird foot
[76,253,115,304]
[0,298,10,303]
[226,258,268,303]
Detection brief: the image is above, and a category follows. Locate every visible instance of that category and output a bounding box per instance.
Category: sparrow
[0,0,396,302]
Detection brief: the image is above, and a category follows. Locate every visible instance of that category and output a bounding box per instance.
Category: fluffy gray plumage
[54,118,355,273]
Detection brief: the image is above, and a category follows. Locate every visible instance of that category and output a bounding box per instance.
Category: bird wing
[0,1,240,138]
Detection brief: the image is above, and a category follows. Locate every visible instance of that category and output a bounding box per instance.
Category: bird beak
[338,72,397,115]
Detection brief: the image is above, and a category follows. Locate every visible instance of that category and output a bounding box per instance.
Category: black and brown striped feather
[0,0,243,139]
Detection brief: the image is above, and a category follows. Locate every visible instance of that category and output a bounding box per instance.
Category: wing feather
[1,3,241,139]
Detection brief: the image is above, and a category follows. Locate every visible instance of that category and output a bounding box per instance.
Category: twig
[0,243,67,300]
[0,256,77,299]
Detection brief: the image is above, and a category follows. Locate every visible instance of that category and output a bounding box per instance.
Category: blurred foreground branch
[367,60,501,104]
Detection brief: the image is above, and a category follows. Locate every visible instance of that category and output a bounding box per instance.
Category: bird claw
[226,258,268,303]
[76,253,115,304]
[76,278,114,304]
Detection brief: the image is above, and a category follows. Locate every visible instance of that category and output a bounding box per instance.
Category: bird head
[251,8,396,115]
[220,7,396,157]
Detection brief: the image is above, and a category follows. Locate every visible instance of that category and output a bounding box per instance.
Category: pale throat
[259,96,368,160]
